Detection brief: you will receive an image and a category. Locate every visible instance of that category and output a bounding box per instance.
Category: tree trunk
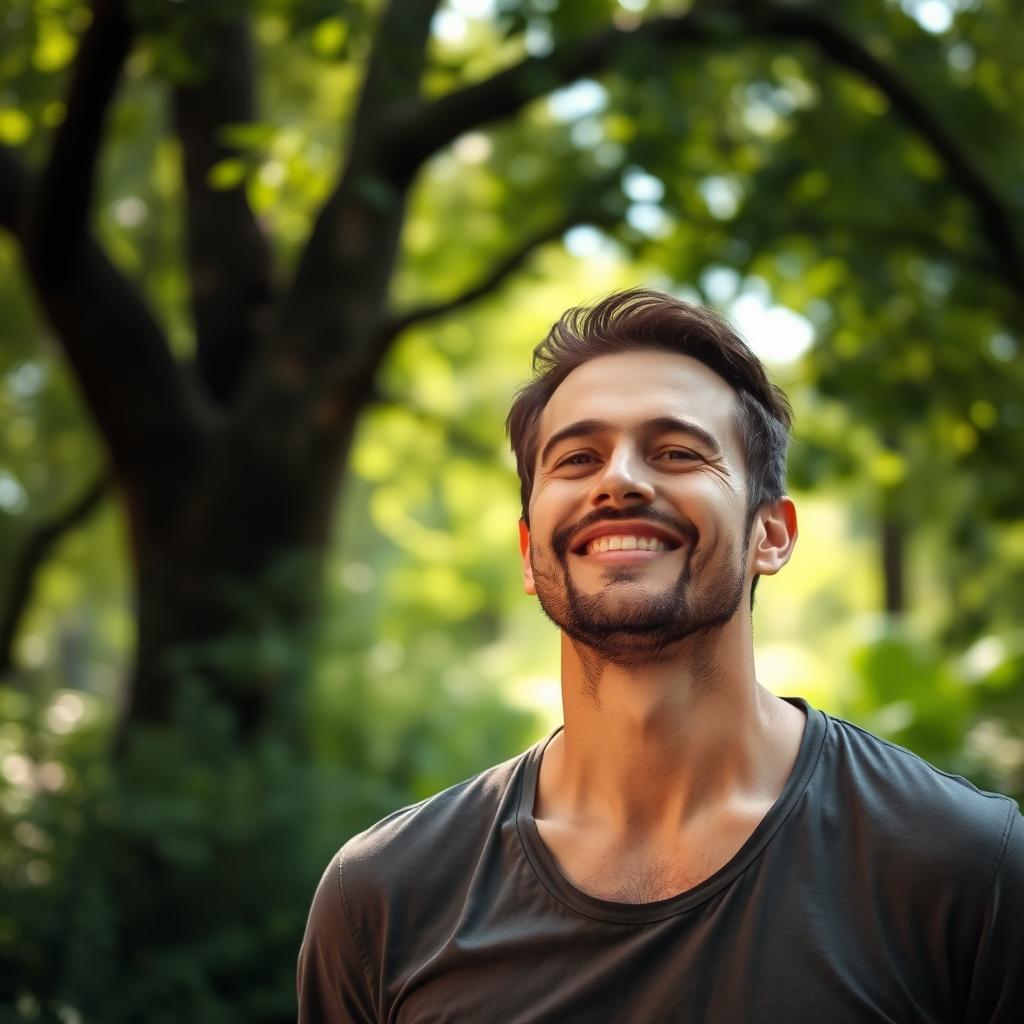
[113,390,363,751]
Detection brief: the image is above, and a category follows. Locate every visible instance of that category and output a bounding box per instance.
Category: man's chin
[558,598,742,654]
[563,627,691,668]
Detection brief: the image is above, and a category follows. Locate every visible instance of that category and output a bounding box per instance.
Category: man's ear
[750,497,798,578]
[518,519,536,595]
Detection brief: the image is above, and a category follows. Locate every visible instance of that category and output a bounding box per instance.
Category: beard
[530,524,749,670]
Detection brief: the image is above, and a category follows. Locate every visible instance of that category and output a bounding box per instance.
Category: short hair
[505,289,794,603]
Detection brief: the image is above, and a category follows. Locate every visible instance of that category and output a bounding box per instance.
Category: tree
[2,0,1023,1015]
[2,0,1021,742]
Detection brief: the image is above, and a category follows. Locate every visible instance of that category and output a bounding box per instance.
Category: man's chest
[378,835,962,1024]
[386,902,953,1024]
[534,813,763,903]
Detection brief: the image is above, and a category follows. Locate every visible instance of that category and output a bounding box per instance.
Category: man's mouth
[572,533,685,560]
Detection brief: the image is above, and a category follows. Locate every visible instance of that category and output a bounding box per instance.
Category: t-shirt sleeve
[964,803,1024,1023]
[297,851,378,1024]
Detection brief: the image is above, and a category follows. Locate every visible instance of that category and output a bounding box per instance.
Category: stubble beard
[530,531,749,671]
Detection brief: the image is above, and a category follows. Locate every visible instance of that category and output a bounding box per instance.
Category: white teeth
[585,535,670,555]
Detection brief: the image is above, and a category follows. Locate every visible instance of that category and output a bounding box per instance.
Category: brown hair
[505,287,793,529]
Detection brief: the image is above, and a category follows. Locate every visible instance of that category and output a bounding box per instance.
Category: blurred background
[1,0,1022,1019]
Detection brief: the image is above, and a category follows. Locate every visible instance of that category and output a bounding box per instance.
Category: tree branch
[393,2,1022,303]
[28,0,132,283]
[379,215,602,343]
[377,194,994,351]
[387,12,712,171]
[746,1,1024,299]
[172,16,274,407]
[17,1,210,508]
[257,1,446,433]
[0,472,109,679]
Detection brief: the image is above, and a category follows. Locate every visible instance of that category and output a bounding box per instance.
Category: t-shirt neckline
[515,695,828,924]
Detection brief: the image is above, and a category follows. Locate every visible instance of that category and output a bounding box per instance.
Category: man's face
[519,349,754,667]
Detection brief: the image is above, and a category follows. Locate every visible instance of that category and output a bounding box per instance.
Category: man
[298,289,1023,1022]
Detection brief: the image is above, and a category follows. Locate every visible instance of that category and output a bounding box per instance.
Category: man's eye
[557,450,696,467]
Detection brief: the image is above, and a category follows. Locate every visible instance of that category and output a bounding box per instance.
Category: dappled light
[1,0,1022,1019]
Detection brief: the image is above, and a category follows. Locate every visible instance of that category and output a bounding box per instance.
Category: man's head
[506,289,796,666]
[507,289,792,530]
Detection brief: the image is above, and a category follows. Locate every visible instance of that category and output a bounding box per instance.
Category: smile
[585,534,670,555]
[570,519,688,559]
[573,534,684,563]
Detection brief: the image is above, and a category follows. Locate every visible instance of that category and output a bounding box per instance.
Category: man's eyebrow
[539,416,722,467]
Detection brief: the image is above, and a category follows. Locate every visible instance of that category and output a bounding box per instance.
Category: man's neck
[540,616,805,844]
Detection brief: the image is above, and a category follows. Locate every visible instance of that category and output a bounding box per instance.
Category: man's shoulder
[336,740,536,894]
[822,709,1020,870]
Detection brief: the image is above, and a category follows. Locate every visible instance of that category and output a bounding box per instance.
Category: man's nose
[591,446,656,506]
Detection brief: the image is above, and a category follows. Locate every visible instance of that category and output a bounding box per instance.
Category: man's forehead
[538,349,740,442]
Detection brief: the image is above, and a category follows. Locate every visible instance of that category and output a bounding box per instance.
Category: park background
[1,0,1022,1020]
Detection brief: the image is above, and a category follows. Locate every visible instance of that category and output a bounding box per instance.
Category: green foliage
[836,623,1024,803]
[2,0,1024,1019]
[0,665,539,1021]
[1,677,315,1021]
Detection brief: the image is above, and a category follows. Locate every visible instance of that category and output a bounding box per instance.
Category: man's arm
[964,803,1024,1023]
[297,852,378,1024]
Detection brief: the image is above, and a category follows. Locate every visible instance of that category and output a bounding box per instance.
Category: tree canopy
[1,0,1022,1019]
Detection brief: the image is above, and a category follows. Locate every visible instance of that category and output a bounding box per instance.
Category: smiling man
[298,290,1023,1023]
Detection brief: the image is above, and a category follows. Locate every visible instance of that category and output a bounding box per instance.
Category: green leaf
[311,17,347,58]
[206,158,247,190]
[0,109,32,145]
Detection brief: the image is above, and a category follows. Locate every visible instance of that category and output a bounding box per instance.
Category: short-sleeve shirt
[297,697,1024,1022]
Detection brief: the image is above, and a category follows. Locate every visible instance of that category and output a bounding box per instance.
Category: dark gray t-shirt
[298,697,1024,1022]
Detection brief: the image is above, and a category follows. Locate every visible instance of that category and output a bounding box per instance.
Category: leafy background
[1,0,1022,1020]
